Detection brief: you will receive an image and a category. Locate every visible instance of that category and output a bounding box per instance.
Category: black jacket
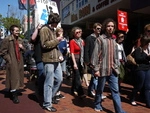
[84,34,97,64]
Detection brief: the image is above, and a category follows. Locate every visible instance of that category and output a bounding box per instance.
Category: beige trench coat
[0,35,24,90]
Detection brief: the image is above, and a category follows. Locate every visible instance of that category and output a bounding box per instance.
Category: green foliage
[2,17,21,30]
[19,33,25,39]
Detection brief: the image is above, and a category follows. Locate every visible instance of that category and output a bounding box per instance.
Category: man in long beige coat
[0,25,24,104]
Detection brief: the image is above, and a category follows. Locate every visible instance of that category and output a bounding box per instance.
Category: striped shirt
[91,34,120,77]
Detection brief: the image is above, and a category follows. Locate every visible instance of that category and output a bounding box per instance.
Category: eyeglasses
[75,31,82,34]
[96,28,101,30]
[147,30,150,32]
[119,36,124,38]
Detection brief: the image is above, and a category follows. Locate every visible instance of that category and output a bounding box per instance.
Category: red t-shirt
[69,39,84,54]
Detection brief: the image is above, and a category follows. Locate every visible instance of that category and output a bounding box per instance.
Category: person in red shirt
[69,27,86,98]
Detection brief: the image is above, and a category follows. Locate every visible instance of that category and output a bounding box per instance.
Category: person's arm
[69,40,78,69]
[31,24,42,41]
[91,38,102,76]
[40,27,63,49]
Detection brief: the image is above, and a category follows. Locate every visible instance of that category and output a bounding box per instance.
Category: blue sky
[0,0,26,17]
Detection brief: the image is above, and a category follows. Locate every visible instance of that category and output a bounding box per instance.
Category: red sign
[117,10,128,31]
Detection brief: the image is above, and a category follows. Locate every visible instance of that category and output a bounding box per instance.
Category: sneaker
[52,98,59,104]
[91,91,95,96]
[131,101,137,106]
[101,95,107,100]
[94,108,103,112]
[58,94,65,99]
[43,106,57,112]
[54,95,60,100]
[71,91,78,96]
[88,91,95,98]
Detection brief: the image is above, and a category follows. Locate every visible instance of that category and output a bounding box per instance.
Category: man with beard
[91,18,126,113]
[0,25,25,104]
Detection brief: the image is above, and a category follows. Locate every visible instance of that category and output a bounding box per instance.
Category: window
[76,0,88,8]
[62,5,70,20]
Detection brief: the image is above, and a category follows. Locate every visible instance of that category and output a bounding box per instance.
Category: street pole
[27,0,30,39]
[6,4,10,35]
[7,5,10,18]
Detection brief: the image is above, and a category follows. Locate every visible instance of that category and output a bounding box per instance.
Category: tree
[2,17,21,30]
[0,6,23,30]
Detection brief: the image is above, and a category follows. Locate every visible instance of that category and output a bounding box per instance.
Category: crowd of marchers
[0,13,150,113]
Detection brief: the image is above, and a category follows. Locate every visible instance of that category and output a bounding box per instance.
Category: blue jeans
[36,62,45,95]
[36,62,44,77]
[43,62,63,107]
[88,70,98,93]
[131,70,150,107]
[60,59,66,72]
[94,73,125,113]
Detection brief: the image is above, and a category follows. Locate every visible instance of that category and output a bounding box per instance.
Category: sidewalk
[0,70,149,113]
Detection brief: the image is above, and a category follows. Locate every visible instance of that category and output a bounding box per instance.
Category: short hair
[47,13,61,24]
[9,25,19,34]
[144,24,150,33]
[140,35,150,47]
[93,23,102,29]
[102,18,116,33]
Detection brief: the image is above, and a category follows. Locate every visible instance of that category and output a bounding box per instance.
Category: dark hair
[9,25,19,34]
[102,18,116,33]
[47,13,61,24]
[140,35,150,47]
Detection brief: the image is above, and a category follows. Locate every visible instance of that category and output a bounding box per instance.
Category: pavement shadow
[28,93,39,103]
[0,89,11,99]
[72,97,114,113]
[72,96,93,108]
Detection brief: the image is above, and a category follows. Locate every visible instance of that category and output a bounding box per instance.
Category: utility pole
[7,4,10,18]
[27,0,30,39]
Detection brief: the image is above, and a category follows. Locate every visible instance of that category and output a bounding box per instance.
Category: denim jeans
[36,62,45,95]
[43,62,63,107]
[60,60,66,72]
[36,62,44,77]
[131,70,150,107]
[94,73,125,113]
[88,70,98,93]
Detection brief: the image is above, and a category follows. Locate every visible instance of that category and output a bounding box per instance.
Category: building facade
[59,0,150,54]
[60,0,150,31]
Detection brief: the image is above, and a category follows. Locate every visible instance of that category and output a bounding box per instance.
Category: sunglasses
[75,31,82,34]
[147,30,150,32]
[96,28,101,30]
[119,36,124,38]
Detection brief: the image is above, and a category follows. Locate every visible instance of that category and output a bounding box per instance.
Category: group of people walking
[0,12,150,113]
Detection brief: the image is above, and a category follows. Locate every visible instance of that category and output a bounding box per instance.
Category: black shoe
[12,95,20,104]
[52,98,59,104]
[58,94,65,98]
[12,91,20,104]
[54,95,60,100]
[88,93,95,98]
[43,106,57,112]
[55,94,65,100]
